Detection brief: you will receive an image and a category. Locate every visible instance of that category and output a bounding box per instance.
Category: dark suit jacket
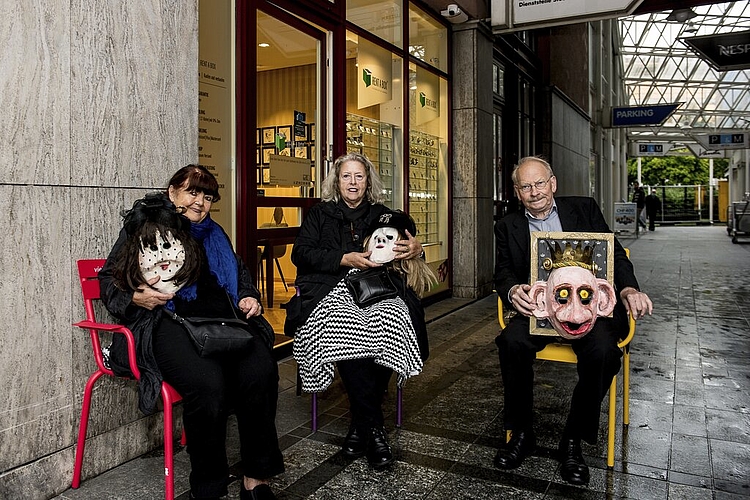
[494,196,640,333]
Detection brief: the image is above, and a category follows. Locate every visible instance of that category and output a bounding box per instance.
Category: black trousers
[154,316,284,498]
[336,358,393,434]
[496,316,623,444]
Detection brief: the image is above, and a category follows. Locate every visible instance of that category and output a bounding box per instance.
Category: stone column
[451,22,495,299]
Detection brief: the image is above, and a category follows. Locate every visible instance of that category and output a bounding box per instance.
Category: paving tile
[52,227,750,500]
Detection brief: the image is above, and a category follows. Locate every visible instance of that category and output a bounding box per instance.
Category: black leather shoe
[559,438,589,485]
[240,482,277,500]
[342,426,368,457]
[494,429,536,470]
[366,426,394,469]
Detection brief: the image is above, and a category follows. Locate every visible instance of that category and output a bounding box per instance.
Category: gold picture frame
[529,231,614,336]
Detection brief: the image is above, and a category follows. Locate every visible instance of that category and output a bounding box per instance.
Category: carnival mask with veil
[363,211,437,297]
[118,193,202,294]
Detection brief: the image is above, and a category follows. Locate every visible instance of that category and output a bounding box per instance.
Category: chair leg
[311,393,318,432]
[72,371,104,488]
[396,386,403,428]
[162,388,175,500]
[274,258,288,292]
[607,374,617,468]
[623,350,630,427]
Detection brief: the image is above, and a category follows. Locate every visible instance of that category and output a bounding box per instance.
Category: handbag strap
[165,290,241,322]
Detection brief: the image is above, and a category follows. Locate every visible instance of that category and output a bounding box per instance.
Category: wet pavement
[55,225,750,499]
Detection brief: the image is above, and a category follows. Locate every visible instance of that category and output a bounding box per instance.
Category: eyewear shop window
[251,2,450,333]
[344,3,450,297]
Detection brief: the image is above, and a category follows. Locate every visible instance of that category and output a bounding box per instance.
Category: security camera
[440,3,469,23]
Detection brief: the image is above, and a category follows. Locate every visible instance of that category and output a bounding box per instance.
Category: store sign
[492,0,642,31]
[682,30,750,71]
[358,38,392,109]
[611,103,679,127]
[198,0,233,239]
[695,132,749,151]
[614,202,637,234]
[632,143,671,156]
[268,155,311,187]
[416,67,440,125]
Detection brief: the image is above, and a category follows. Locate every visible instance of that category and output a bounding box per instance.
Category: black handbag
[169,313,254,357]
[166,293,264,357]
[344,266,399,307]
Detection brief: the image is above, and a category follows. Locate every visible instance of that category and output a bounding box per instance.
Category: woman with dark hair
[99,165,283,500]
[287,152,432,469]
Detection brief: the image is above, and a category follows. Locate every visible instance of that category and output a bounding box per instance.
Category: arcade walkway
[56,226,750,499]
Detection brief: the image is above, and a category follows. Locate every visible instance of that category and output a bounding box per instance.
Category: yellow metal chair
[497,250,636,468]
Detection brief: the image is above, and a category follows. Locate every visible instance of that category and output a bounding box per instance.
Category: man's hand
[509,284,536,317]
[620,287,653,320]
[132,276,173,310]
[238,296,262,318]
[394,230,423,260]
[341,251,379,270]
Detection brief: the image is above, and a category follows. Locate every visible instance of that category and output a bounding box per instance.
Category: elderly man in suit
[493,156,652,485]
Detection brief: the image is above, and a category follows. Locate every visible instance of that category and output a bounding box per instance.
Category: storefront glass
[408,4,448,73]
[344,31,404,209]
[408,63,449,295]
[346,0,403,48]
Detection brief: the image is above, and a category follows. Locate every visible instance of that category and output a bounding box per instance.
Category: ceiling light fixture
[258,42,270,48]
[666,8,697,23]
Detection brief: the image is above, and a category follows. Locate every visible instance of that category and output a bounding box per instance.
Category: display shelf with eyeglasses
[408,130,440,245]
[255,123,316,187]
[345,113,395,207]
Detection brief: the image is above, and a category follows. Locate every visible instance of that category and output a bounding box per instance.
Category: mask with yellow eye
[528,266,617,340]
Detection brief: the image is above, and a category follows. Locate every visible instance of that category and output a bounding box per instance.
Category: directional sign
[611,103,680,127]
[492,0,643,32]
[695,132,749,150]
[686,144,726,159]
[631,143,671,156]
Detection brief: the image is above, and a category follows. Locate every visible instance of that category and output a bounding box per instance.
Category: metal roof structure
[618,1,750,149]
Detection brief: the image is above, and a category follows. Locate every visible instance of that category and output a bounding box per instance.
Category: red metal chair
[71,259,184,500]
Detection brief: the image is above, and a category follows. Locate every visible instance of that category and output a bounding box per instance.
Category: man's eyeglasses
[516,176,553,193]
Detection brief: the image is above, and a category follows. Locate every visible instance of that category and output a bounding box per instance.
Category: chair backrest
[77,259,107,322]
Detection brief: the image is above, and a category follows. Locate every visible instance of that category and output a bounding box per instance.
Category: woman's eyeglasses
[516,176,553,193]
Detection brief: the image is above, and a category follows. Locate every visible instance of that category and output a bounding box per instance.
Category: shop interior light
[259,42,270,48]
[666,8,697,23]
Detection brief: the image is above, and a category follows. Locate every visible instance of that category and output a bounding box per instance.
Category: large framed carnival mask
[528,232,616,339]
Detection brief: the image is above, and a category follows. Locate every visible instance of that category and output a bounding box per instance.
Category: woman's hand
[341,251,379,270]
[238,296,262,318]
[394,230,423,260]
[132,276,173,310]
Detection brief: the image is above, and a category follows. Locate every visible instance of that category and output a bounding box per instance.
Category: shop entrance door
[252,8,326,333]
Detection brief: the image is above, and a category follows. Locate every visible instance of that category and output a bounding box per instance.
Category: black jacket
[286,200,429,359]
[494,196,639,334]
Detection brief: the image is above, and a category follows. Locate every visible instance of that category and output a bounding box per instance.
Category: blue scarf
[167,214,238,309]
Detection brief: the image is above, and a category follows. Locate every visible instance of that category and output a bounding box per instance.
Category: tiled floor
[56,226,750,499]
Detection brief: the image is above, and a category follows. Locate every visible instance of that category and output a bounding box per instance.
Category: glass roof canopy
[618,2,750,147]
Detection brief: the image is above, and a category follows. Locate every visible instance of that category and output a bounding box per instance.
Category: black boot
[342,426,368,457]
[559,437,589,485]
[366,426,394,469]
[494,429,536,470]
